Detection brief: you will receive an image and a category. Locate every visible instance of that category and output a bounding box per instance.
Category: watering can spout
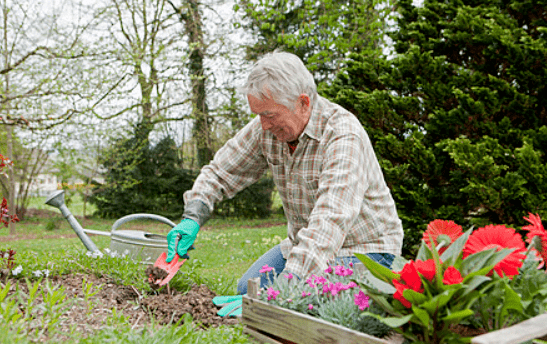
[45,190,99,253]
[45,190,65,209]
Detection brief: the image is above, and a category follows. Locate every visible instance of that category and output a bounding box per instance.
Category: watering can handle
[111,214,177,233]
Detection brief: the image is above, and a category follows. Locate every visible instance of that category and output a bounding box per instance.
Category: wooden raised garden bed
[241,276,547,344]
[241,277,404,344]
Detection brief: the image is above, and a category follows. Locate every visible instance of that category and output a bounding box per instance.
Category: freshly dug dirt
[145,266,169,288]
[141,283,236,327]
[5,273,239,340]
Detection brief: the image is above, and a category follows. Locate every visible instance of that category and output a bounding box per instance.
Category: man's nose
[260,116,273,130]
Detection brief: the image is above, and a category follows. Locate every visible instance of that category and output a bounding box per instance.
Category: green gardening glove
[166,218,199,263]
[213,295,242,317]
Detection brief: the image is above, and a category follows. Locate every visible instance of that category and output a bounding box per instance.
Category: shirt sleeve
[284,131,369,278]
[183,118,269,213]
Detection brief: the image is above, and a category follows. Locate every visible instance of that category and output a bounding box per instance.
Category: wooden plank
[242,295,403,344]
[247,277,260,299]
[471,313,547,344]
[244,326,285,344]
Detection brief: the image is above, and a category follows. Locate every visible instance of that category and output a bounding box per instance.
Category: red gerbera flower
[393,261,424,308]
[443,266,463,285]
[463,224,526,279]
[415,259,437,282]
[393,279,413,308]
[523,213,547,265]
[423,219,464,255]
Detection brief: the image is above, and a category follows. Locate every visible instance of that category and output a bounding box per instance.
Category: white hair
[241,51,317,111]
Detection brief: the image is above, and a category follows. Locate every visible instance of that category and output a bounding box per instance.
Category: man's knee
[237,278,247,295]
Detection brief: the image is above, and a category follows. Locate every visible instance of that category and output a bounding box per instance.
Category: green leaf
[416,240,434,262]
[463,266,494,282]
[421,289,457,314]
[360,312,414,328]
[483,248,515,272]
[461,275,491,296]
[424,233,445,289]
[440,227,472,266]
[354,253,399,284]
[391,255,409,272]
[403,289,428,305]
[500,282,523,319]
[460,248,497,275]
[442,309,474,324]
[411,305,430,327]
[364,292,403,316]
[360,270,396,294]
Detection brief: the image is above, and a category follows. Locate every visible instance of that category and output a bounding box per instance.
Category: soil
[145,266,169,288]
[5,272,239,341]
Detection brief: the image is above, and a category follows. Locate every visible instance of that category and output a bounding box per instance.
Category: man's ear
[299,94,310,108]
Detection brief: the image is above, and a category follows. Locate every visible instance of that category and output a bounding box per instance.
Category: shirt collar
[300,96,325,141]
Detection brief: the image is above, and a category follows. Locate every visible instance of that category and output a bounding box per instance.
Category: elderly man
[166,51,403,314]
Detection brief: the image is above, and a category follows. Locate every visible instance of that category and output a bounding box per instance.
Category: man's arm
[183,117,270,222]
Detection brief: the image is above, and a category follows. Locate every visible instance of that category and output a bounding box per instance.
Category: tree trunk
[188,0,212,167]
[170,0,212,168]
[2,2,15,234]
[6,127,15,234]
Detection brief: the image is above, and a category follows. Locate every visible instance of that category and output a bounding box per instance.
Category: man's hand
[166,219,199,263]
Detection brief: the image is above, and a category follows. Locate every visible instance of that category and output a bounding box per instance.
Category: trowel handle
[174,233,181,250]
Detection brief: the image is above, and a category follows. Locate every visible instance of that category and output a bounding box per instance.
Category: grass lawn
[0,195,287,343]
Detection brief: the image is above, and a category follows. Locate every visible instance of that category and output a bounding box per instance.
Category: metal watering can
[45,190,175,263]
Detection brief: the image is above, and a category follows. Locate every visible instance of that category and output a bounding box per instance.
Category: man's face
[248,94,311,143]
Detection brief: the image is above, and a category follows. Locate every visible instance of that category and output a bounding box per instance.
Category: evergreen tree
[90,123,196,219]
[237,0,391,82]
[91,122,275,220]
[323,0,547,255]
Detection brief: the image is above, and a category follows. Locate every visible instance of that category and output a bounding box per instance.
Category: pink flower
[325,266,333,274]
[331,282,345,296]
[443,266,463,285]
[354,291,370,311]
[267,287,280,301]
[343,282,358,290]
[308,304,314,310]
[307,275,328,288]
[306,275,318,288]
[302,291,311,297]
[284,273,294,280]
[259,265,274,273]
[334,265,353,277]
[314,276,327,285]
[349,262,354,267]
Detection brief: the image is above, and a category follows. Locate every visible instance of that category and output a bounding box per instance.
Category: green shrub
[322,0,547,257]
[91,123,274,220]
[90,131,196,219]
[214,176,275,219]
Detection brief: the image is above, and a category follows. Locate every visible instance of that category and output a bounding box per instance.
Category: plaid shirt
[184,96,403,278]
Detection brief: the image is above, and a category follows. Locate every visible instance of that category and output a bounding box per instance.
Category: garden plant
[358,215,547,343]
[255,214,547,343]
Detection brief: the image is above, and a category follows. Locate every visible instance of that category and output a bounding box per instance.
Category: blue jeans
[237,244,395,294]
